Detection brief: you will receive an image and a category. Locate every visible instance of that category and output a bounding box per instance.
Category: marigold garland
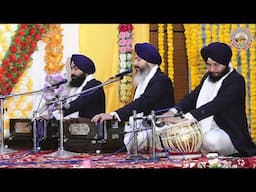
[43,24,64,74]
[158,24,165,72]
[249,24,256,139]
[184,24,201,89]
[231,24,238,70]
[205,24,211,46]
[197,24,204,80]
[167,24,174,83]
[41,24,66,115]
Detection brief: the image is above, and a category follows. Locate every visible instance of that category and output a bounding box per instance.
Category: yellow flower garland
[157,24,175,85]
[167,24,174,83]
[184,24,192,90]
[196,24,204,81]
[43,24,64,74]
[231,24,238,70]
[184,24,201,89]
[249,24,256,139]
[158,24,165,72]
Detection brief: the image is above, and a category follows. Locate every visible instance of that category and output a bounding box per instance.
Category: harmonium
[63,118,127,153]
[6,118,126,153]
[6,118,59,150]
[6,118,33,149]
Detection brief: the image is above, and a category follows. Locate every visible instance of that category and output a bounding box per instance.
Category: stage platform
[0,150,256,168]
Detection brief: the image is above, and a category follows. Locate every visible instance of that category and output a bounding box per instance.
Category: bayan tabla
[156,119,203,153]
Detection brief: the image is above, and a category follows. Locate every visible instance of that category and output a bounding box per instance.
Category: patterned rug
[0,150,256,168]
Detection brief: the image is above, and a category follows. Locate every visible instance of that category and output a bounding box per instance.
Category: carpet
[0,150,256,168]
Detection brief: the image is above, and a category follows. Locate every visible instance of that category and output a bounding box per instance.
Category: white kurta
[123,66,162,154]
[185,67,238,156]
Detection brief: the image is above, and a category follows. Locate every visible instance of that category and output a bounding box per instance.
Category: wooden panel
[173,24,185,32]
[150,24,158,31]
[149,24,189,103]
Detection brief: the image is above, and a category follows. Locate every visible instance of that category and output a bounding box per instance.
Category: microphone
[45,79,68,89]
[111,68,133,79]
[51,79,68,87]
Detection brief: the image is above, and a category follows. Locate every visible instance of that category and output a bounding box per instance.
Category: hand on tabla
[164,116,187,124]
[158,111,186,124]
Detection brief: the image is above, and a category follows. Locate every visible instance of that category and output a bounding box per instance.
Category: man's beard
[69,74,86,87]
[133,64,151,86]
[208,67,230,82]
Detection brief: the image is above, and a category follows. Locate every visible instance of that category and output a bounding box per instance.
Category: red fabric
[0,150,256,168]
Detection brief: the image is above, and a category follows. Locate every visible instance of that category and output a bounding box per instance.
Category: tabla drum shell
[158,119,203,153]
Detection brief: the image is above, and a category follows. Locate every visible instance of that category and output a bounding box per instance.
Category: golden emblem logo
[230,28,253,51]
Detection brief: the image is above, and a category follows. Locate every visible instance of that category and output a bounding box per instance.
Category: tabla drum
[156,119,203,153]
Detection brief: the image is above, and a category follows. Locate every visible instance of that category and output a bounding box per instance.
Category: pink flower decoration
[119,47,127,53]
[119,39,127,46]
[125,45,133,52]
[125,39,133,46]
[124,31,131,38]
[118,24,134,103]
[119,32,126,38]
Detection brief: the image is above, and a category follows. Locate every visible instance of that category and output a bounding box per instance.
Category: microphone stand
[49,76,125,105]
[0,85,63,154]
[149,110,158,161]
[149,112,178,160]
[146,110,161,162]
[45,95,79,158]
[45,76,126,158]
[126,110,146,161]
[125,111,176,161]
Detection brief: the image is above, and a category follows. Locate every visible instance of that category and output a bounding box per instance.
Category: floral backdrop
[0,24,66,136]
[2,24,255,143]
[1,24,137,137]
[0,24,48,95]
[1,24,49,135]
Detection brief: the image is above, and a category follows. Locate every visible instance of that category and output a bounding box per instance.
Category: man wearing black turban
[92,43,175,154]
[163,42,256,157]
[55,54,105,119]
